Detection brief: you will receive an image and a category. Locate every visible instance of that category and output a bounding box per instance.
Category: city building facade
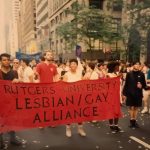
[48,0,74,58]
[36,0,49,52]
[8,0,20,57]
[48,0,123,60]
[16,0,149,63]
[0,0,7,53]
[18,0,37,54]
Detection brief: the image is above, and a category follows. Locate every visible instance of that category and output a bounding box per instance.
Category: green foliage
[57,1,122,51]
[118,0,150,61]
[127,0,150,30]
[127,0,150,10]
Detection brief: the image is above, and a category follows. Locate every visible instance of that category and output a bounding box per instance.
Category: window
[56,16,59,24]
[113,1,122,11]
[60,12,63,22]
[111,18,121,33]
[137,0,144,3]
[89,0,104,10]
[64,8,69,17]
[51,19,55,27]
[131,0,136,5]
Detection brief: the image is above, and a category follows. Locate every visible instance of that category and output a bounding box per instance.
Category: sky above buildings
[0,0,12,53]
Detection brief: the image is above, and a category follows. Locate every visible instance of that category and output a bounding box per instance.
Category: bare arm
[62,74,68,82]
[53,74,60,82]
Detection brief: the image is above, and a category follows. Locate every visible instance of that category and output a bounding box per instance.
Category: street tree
[122,0,150,62]
[57,1,122,54]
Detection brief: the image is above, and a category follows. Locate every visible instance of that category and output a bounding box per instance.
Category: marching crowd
[0,51,150,149]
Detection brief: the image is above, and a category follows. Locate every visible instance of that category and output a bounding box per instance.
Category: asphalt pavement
[2,106,150,150]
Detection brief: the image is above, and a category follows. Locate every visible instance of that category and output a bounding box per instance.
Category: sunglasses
[13,62,19,64]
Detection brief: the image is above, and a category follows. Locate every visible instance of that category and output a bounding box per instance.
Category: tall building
[19,0,37,54]
[0,0,6,53]
[48,0,78,57]
[36,0,49,52]
[8,0,20,57]
[48,0,123,60]
[0,0,12,54]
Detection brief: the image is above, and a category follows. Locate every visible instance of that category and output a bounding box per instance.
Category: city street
[0,0,150,150]
[3,106,150,150]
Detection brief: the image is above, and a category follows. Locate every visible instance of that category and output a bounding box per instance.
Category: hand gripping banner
[0,77,122,133]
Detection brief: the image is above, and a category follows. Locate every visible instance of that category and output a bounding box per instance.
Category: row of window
[36,0,43,8]
[50,9,69,27]
[37,13,49,26]
[36,1,48,16]
[50,38,120,53]
[53,0,69,12]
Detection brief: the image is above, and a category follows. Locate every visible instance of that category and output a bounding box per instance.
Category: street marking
[130,136,150,149]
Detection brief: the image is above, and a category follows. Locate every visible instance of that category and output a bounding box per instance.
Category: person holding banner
[35,50,59,129]
[107,61,123,133]
[83,62,99,80]
[19,58,34,83]
[0,53,23,149]
[63,59,86,138]
[36,50,59,83]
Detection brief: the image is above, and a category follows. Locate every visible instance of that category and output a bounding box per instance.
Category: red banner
[0,77,122,133]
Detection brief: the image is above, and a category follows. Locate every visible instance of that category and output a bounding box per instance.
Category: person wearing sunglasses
[12,58,20,71]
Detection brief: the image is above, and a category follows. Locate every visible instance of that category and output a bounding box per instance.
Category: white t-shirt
[107,72,117,78]
[65,71,81,82]
[83,71,99,80]
[90,71,99,80]
[22,66,34,83]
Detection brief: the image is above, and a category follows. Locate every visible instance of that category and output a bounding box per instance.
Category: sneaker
[10,137,23,146]
[0,134,6,149]
[129,120,139,128]
[129,120,134,128]
[109,125,114,130]
[134,121,140,128]
[66,126,72,138]
[0,141,5,149]
[109,125,115,133]
[113,126,124,133]
[141,107,148,114]
[0,143,7,150]
[78,125,86,137]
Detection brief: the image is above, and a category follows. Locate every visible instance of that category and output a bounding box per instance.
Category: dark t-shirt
[0,69,18,81]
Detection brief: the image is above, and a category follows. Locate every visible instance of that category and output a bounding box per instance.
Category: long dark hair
[107,61,120,73]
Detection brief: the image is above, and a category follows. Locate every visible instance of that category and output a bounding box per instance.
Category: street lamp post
[124,37,129,62]
[49,37,52,50]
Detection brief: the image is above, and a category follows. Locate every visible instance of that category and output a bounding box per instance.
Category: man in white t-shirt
[19,58,34,83]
